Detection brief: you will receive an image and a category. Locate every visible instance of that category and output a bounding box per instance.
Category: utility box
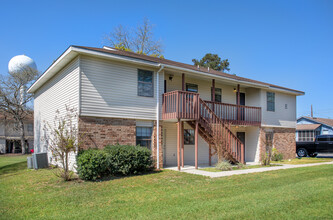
[33,152,48,169]
[27,156,34,169]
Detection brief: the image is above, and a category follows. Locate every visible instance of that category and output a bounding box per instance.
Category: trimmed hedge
[77,145,153,181]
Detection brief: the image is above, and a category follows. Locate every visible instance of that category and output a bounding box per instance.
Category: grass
[271,157,333,165]
[201,164,281,172]
[1,156,333,219]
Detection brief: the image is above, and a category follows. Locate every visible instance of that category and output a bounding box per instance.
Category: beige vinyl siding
[260,90,296,128]
[165,72,245,104]
[163,122,216,166]
[34,57,79,170]
[80,55,164,120]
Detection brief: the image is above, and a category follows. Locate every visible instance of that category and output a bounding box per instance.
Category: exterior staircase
[162,90,245,164]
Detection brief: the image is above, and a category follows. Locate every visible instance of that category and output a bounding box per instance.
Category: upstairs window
[184,129,195,145]
[136,127,152,149]
[267,92,275,112]
[211,88,222,102]
[138,69,153,97]
[186,83,198,93]
[27,124,33,132]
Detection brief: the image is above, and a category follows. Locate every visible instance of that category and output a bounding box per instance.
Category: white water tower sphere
[8,55,37,74]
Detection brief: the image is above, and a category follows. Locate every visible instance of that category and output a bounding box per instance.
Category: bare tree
[44,105,82,181]
[0,67,39,154]
[105,18,164,57]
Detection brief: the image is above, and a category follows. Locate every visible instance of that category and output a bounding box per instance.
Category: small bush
[237,163,246,169]
[271,148,284,161]
[76,145,153,181]
[215,160,233,171]
[261,152,271,166]
[76,149,108,181]
[104,145,153,176]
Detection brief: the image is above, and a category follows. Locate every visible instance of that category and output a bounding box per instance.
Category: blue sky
[1,0,332,118]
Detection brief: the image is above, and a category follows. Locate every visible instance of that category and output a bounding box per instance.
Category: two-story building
[28,46,304,170]
[0,111,34,154]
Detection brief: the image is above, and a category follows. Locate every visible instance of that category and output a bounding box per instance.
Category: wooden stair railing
[162,90,245,164]
[198,98,244,164]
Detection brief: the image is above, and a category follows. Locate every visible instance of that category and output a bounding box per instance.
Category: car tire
[309,153,318,157]
[297,148,308,157]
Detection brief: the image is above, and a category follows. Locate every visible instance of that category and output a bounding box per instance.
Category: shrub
[76,145,153,180]
[261,152,271,166]
[76,149,108,181]
[104,145,153,175]
[237,163,246,169]
[271,148,284,161]
[215,160,233,171]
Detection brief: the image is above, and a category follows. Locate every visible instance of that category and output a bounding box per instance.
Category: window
[186,83,198,93]
[317,137,329,142]
[27,124,33,132]
[211,88,222,102]
[184,129,195,145]
[298,130,316,141]
[267,92,275,112]
[138,69,153,97]
[285,104,288,109]
[136,127,152,149]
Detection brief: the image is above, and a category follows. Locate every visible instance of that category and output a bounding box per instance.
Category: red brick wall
[259,127,296,160]
[78,116,136,149]
[152,121,163,168]
[78,116,163,168]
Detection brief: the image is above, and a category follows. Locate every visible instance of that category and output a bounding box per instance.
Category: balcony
[162,91,261,126]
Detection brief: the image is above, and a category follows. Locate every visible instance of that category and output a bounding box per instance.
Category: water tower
[8,55,37,106]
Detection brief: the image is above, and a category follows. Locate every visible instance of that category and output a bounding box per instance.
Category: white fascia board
[28,46,77,93]
[71,47,160,68]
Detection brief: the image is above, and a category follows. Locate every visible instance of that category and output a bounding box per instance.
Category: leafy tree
[192,53,230,72]
[0,67,39,154]
[105,18,164,57]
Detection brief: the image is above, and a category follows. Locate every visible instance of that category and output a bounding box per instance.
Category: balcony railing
[162,91,261,126]
[204,101,261,126]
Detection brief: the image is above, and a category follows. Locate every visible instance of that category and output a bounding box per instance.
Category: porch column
[209,144,212,166]
[195,120,198,169]
[181,121,184,167]
[177,119,181,171]
[237,84,240,121]
[212,79,215,112]
[182,73,185,91]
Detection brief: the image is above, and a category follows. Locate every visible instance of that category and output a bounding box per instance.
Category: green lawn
[1,156,333,219]
[271,157,333,165]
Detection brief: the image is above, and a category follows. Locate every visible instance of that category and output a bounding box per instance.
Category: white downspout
[156,64,164,169]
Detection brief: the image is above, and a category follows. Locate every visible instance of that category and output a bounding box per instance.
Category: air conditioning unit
[32,152,48,169]
[27,156,34,169]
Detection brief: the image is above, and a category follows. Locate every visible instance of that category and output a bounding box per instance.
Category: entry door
[236,132,245,160]
[236,93,246,120]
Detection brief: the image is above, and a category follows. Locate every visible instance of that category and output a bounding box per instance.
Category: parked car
[296,135,333,157]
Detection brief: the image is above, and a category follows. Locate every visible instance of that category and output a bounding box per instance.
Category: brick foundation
[79,116,136,149]
[259,127,296,160]
[78,116,163,168]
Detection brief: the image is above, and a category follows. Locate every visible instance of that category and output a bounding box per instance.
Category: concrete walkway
[165,161,333,178]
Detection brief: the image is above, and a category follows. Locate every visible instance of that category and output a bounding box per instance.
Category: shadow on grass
[93,170,164,182]
[0,161,27,176]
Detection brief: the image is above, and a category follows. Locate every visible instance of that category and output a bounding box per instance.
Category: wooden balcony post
[209,144,212,166]
[177,119,181,171]
[237,84,240,122]
[195,120,199,169]
[182,73,185,91]
[181,121,184,167]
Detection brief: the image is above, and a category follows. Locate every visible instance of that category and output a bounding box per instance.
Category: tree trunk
[19,121,26,154]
